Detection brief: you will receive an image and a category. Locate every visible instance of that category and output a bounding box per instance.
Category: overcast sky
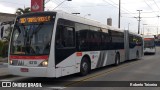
[0,0,160,35]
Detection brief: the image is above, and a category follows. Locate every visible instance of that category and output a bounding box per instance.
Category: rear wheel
[115,53,120,66]
[80,57,90,76]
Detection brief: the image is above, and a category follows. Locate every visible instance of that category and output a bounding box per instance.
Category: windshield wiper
[26,23,44,54]
[30,23,44,38]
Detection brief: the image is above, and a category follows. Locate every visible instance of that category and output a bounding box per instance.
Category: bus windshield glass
[10,14,55,55]
[144,38,155,48]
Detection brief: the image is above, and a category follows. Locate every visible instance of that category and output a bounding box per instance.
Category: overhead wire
[105,0,136,17]
[145,0,160,31]
[103,0,138,25]
[49,0,79,14]
[151,0,160,30]
[152,0,160,11]
[144,0,158,16]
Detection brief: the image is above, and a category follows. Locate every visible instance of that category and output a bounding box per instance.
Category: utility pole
[157,27,158,35]
[128,23,130,30]
[118,0,121,28]
[157,15,160,35]
[53,0,72,10]
[137,10,142,34]
[43,0,45,11]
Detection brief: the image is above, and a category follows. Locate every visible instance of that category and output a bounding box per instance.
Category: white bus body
[8,11,143,77]
[143,35,156,54]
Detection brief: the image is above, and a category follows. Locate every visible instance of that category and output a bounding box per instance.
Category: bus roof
[55,10,124,32]
[143,35,155,38]
[16,11,140,34]
[129,31,142,37]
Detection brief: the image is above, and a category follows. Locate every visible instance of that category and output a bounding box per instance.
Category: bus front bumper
[144,48,156,53]
[8,66,56,77]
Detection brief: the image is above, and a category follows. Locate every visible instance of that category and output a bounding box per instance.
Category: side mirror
[1,26,4,38]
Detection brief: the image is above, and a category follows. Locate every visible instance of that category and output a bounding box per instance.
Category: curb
[0,62,3,65]
[0,62,8,65]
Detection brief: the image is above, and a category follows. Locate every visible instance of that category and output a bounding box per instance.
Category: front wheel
[80,57,90,76]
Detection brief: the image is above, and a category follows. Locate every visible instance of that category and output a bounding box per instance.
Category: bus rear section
[144,35,156,54]
[8,12,57,77]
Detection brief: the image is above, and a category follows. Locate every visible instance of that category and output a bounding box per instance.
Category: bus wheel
[80,57,90,76]
[115,53,120,66]
[136,51,139,59]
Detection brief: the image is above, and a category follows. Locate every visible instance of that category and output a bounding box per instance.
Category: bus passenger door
[55,25,76,68]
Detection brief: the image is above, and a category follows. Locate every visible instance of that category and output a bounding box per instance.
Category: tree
[0,21,13,57]
[1,21,13,41]
[2,27,12,41]
[16,7,31,15]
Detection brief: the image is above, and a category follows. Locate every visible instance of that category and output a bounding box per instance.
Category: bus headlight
[40,60,48,67]
[10,60,13,65]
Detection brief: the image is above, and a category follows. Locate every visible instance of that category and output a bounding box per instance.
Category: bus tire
[80,57,90,76]
[153,52,156,55]
[115,53,120,66]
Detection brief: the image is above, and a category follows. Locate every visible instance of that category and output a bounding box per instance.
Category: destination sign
[19,16,51,23]
[144,38,154,41]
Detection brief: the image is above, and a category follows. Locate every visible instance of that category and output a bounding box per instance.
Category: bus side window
[56,25,64,48]
[64,27,75,47]
[56,25,75,48]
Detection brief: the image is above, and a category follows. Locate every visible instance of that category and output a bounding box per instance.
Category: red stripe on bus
[144,38,154,41]
[10,55,49,60]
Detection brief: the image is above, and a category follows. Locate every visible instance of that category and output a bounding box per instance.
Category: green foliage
[0,40,3,56]
[2,26,12,42]
[0,25,12,57]
[16,7,31,15]
[0,40,8,57]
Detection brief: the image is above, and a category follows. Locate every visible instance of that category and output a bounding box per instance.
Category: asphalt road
[1,47,160,90]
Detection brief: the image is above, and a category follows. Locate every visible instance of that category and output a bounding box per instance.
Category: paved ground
[0,57,8,76]
[0,57,8,65]
[1,47,160,90]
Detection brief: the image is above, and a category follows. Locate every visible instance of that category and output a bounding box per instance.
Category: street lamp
[72,13,80,15]
[53,0,72,10]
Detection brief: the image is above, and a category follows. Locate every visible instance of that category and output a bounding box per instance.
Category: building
[0,12,16,40]
[0,12,16,22]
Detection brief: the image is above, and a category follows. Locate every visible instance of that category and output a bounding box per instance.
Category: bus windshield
[10,16,55,55]
[144,38,155,48]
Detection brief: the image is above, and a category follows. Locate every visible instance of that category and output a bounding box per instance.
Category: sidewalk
[0,67,9,76]
[0,57,8,65]
[0,57,9,76]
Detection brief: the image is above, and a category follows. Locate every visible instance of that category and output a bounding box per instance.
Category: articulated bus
[8,11,143,77]
[143,35,156,54]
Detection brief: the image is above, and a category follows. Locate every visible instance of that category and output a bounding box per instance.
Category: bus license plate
[20,68,29,72]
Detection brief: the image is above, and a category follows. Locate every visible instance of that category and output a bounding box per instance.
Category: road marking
[64,60,141,87]
[0,76,29,81]
[48,87,66,89]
